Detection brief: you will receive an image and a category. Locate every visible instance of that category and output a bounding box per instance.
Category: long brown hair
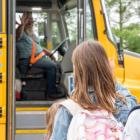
[72,40,124,113]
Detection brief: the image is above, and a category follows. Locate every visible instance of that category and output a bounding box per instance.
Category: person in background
[45,100,64,140]
[49,40,136,140]
[16,12,63,99]
[123,105,140,140]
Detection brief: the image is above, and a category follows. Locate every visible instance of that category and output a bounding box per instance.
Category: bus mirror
[117,41,121,53]
[117,41,124,65]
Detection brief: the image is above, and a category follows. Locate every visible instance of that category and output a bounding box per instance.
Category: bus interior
[15,0,96,105]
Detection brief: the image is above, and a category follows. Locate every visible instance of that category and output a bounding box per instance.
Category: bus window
[64,7,77,46]
[86,0,95,39]
[16,12,48,48]
[52,22,61,48]
[63,0,96,44]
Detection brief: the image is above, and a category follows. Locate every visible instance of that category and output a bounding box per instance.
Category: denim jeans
[19,58,29,74]
[33,56,57,94]
[20,56,57,95]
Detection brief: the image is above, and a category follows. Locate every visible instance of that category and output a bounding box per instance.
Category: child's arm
[115,81,137,108]
[49,106,72,140]
[114,81,137,125]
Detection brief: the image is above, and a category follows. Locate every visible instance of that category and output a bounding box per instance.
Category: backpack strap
[60,99,83,116]
[128,105,140,117]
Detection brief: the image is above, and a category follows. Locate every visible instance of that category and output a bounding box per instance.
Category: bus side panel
[124,53,140,102]
[0,34,7,140]
[92,0,125,82]
[0,125,6,140]
[0,0,2,32]
[0,0,6,32]
[0,0,7,139]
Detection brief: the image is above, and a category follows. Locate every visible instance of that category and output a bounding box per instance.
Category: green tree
[106,0,140,53]
[113,24,140,53]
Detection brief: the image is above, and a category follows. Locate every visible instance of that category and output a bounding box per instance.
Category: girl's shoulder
[50,105,73,140]
[52,104,73,127]
[57,105,73,117]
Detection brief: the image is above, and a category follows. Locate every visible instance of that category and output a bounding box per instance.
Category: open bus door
[14,0,99,139]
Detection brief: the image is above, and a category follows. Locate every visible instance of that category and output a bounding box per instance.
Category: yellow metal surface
[0,125,6,140]
[92,0,140,102]
[123,53,140,102]
[16,129,48,134]
[2,0,6,32]
[92,0,124,82]
[0,34,7,140]
[0,2,7,140]
[16,107,49,111]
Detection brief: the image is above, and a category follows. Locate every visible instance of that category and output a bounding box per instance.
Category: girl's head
[46,101,61,139]
[72,40,118,112]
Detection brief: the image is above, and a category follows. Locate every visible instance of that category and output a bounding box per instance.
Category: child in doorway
[48,40,136,140]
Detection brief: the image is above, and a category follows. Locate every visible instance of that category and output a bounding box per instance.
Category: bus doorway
[15,0,97,139]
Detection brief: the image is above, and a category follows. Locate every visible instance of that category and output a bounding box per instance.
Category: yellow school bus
[0,0,140,140]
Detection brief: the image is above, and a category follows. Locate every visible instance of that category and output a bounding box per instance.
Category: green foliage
[40,39,47,48]
[38,22,44,36]
[123,25,140,53]
[106,0,140,54]
[112,24,140,53]
[64,9,77,41]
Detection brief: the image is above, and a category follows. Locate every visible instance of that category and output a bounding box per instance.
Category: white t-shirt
[123,109,140,140]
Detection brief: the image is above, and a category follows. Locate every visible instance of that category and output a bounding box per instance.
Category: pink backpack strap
[60,99,83,116]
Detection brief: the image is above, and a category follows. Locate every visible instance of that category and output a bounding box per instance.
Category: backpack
[61,99,123,140]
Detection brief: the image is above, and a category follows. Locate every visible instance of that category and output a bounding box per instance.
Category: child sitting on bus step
[16,12,63,99]
[48,40,136,140]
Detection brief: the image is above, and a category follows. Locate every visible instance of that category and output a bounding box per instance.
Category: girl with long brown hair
[48,40,136,140]
[72,40,118,112]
